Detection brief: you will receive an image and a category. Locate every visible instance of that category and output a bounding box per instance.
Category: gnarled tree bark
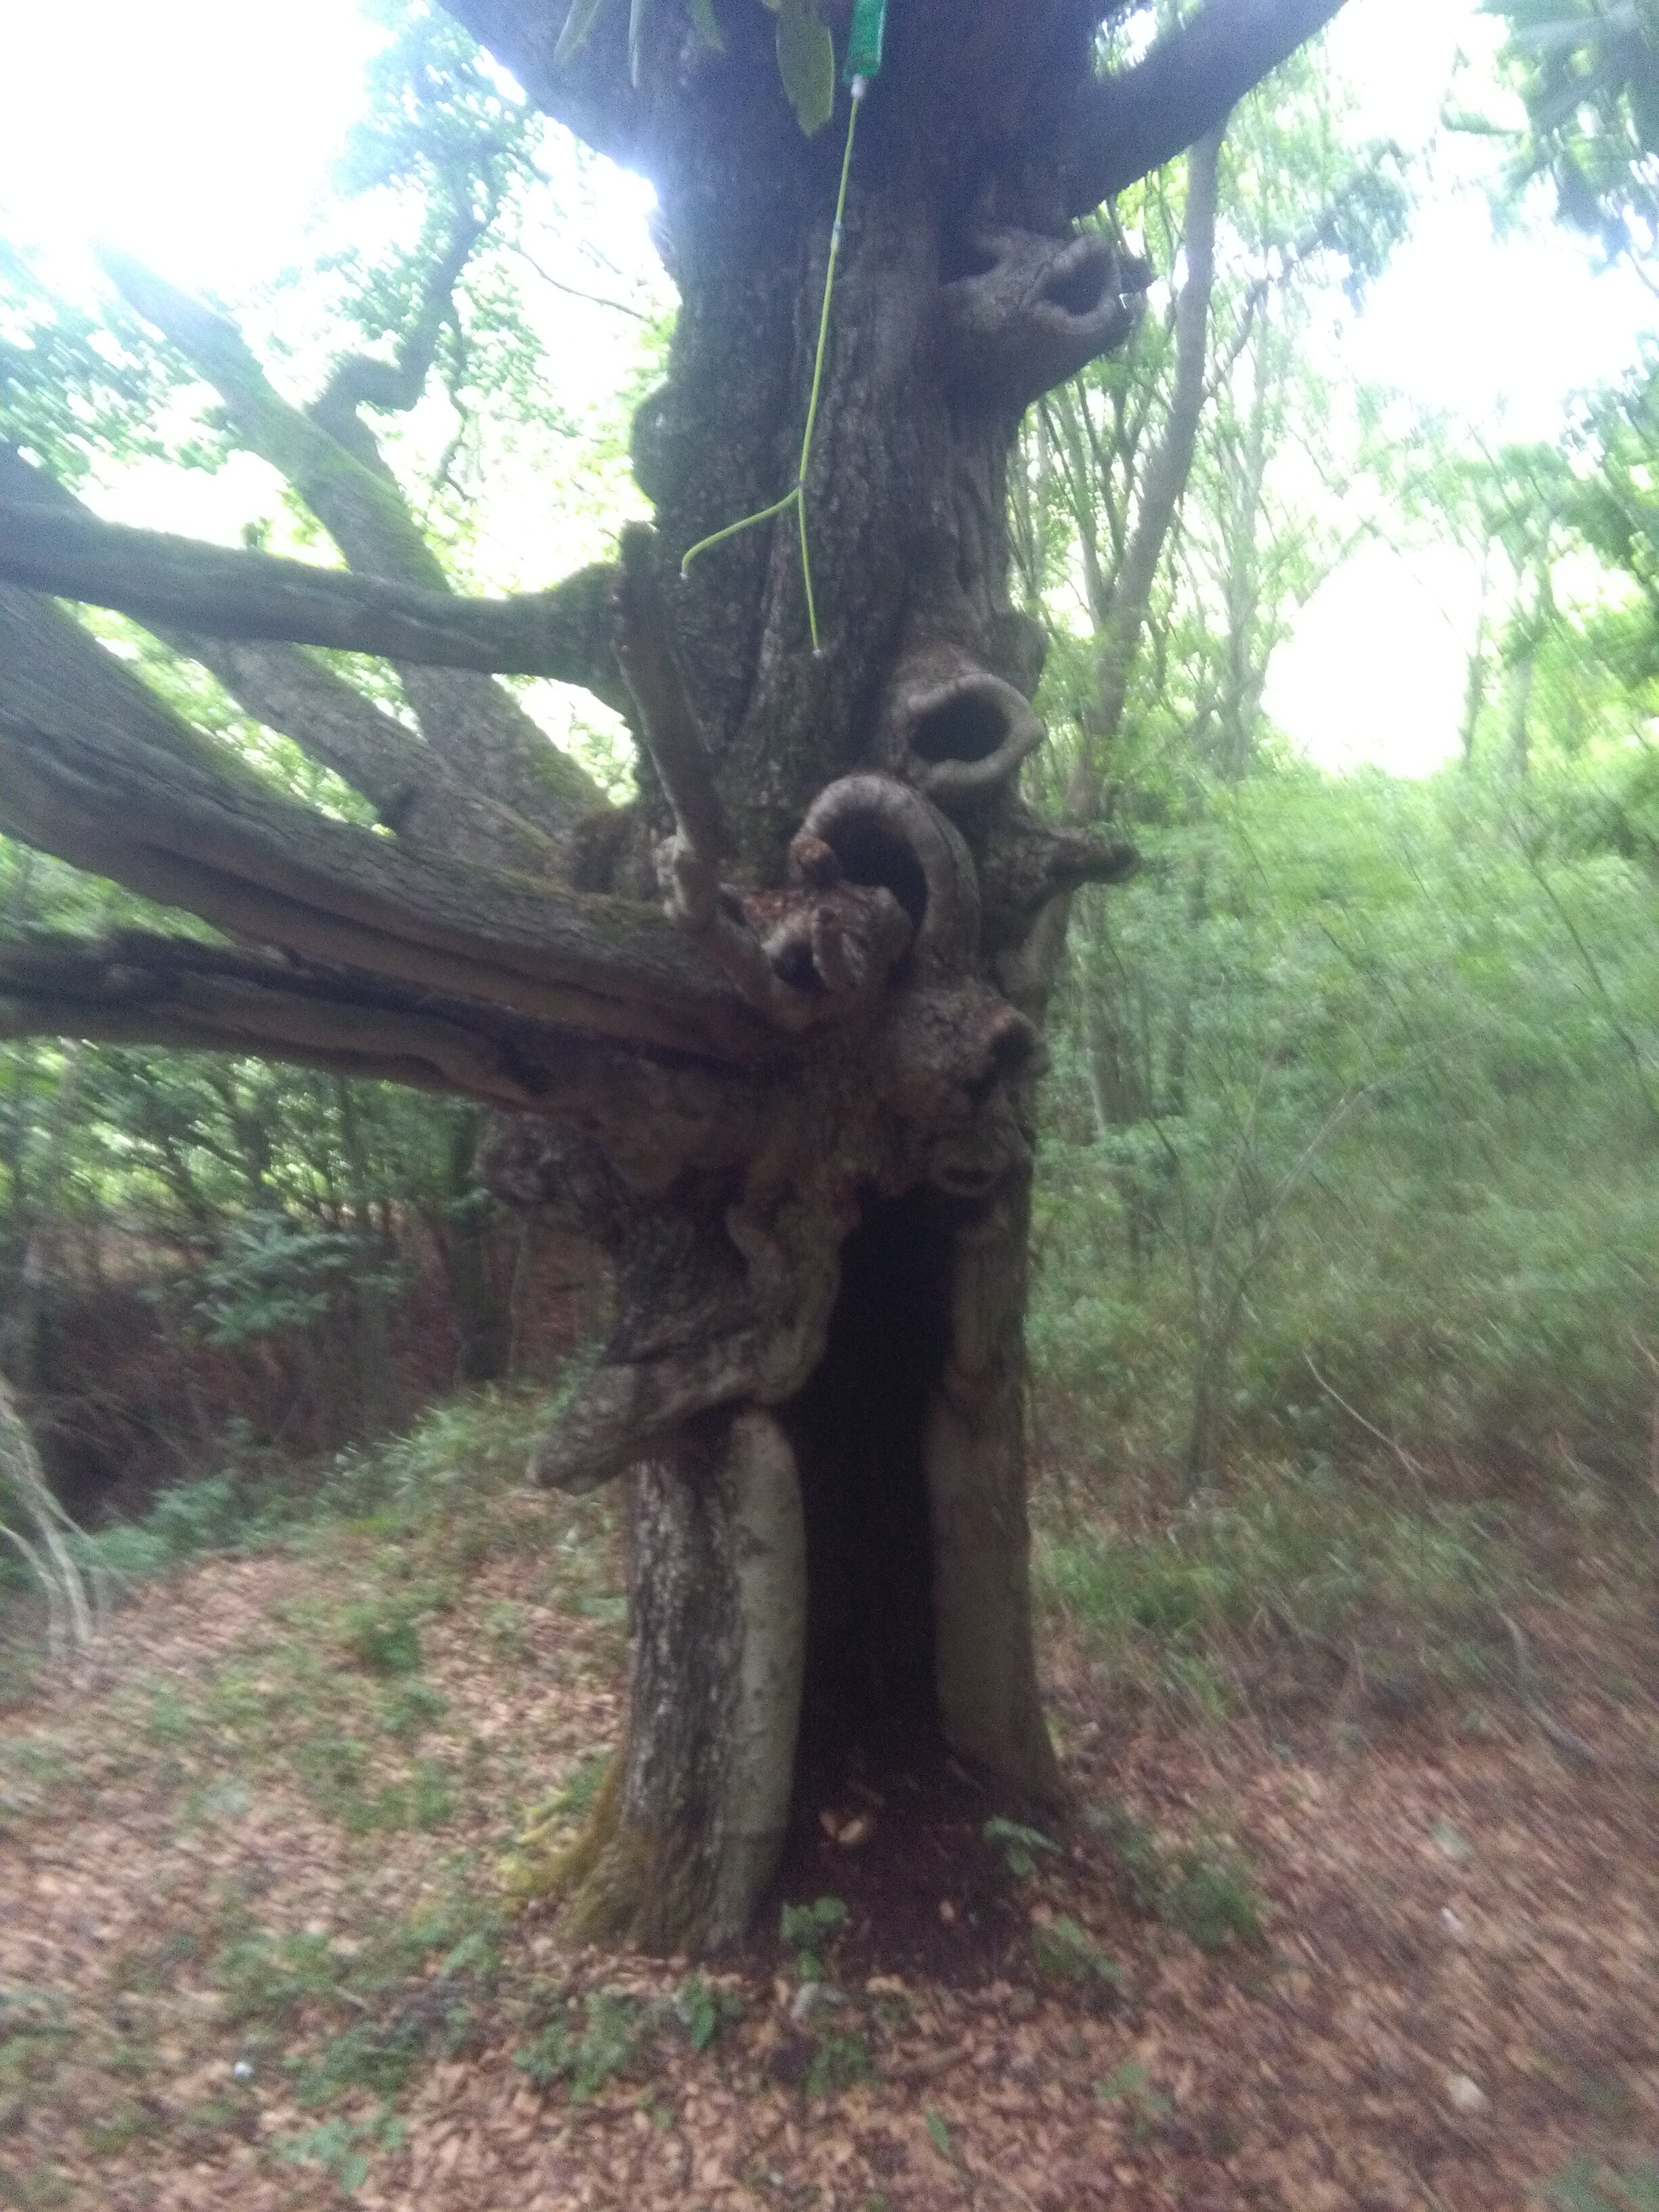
[0,0,1344,1951]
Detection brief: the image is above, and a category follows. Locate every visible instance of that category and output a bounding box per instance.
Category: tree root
[504,1744,747,1955]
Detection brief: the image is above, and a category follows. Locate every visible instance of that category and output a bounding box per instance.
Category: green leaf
[775,0,836,134]
[924,2109,954,2158]
[983,1816,1061,1879]
[553,0,609,64]
[689,0,724,49]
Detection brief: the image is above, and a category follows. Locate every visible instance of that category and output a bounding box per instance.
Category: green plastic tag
[844,0,886,81]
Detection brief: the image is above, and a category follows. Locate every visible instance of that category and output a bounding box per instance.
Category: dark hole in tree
[966,1017,1036,1103]
[781,1187,953,1757]
[1046,251,1109,318]
[818,814,930,933]
[769,935,819,991]
[910,686,1009,764]
[939,230,1001,283]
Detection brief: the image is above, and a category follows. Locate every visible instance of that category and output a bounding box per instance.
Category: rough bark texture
[452,0,1159,1942]
[0,0,1345,1952]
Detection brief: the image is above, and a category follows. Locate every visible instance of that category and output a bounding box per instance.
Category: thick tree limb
[0,720,770,1063]
[441,0,645,169]
[102,252,454,592]
[310,207,485,449]
[0,933,769,1146]
[0,589,772,1066]
[0,498,627,700]
[100,253,613,819]
[0,447,567,874]
[1061,0,1347,213]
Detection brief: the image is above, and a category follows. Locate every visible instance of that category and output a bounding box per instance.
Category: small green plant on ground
[1090,1801,1263,1950]
[341,1598,423,1677]
[289,2007,464,2106]
[275,2109,407,2196]
[779,1896,848,1984]
[380,1678,447,1742]
[1538,2156,1659,2211]
[514,1991,652,2101]
[806,2030,869,2097]
[480,1599,529,1659]
[982,1816,1062,1879]
[1096,2059,1174,2139]
[218,1931,348,2028]
[1030,1914,1126,1996]
[672,1973,745,2052]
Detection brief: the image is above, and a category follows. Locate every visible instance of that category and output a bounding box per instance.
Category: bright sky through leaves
[1,0,1654,772]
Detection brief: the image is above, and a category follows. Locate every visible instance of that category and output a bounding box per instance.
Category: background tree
[1008,47,1405,1334]
[1479,0,1659,276]
[0,0,1345,1950]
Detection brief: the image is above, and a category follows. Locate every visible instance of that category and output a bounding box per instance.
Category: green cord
[680,76,867,653]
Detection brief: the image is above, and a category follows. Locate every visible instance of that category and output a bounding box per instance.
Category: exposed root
[502,1744,625,1910]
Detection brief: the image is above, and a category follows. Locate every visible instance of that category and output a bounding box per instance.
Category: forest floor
[2,1444,1658,2212]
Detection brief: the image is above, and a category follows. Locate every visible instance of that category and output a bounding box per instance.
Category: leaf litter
[1,1496,1657,2210]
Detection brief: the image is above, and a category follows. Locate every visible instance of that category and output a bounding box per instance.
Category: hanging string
[678,73,869,653]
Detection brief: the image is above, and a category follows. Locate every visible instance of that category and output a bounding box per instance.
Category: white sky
[1270,0,1655,771]
[1,0,1654,776]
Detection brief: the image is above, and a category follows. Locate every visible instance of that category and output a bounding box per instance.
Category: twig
[518,247,653,321]
[1496,1608,1603,1769]
[0,1379,100,1665]
[1302,1353,1431,1487]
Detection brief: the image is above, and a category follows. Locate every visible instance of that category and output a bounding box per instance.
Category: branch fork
[616,525,931,1031]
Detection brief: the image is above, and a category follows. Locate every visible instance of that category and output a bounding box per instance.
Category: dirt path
[2,1525,1656,2211]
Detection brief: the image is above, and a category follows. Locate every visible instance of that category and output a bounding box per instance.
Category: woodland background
[6,0,1659,1557]
[4,3,1659,2205]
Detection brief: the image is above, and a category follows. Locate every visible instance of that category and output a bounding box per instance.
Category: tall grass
[1035,765,1659,1490]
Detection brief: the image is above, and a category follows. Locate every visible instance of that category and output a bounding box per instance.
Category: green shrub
[1089,1802,1263,1951]
[514,1992,651,2101]
[342,1601,422,1678]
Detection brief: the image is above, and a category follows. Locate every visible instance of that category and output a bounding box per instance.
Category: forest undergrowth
[7,763,1659,2209]
[3,1381,1658,2211]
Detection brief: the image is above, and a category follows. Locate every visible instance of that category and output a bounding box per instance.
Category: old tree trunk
[0,0,1342,1950]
